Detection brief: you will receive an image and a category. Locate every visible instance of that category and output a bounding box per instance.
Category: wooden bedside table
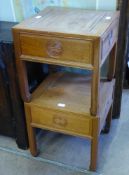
[13,7,120,171]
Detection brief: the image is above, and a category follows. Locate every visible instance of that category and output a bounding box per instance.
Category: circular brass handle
[47,40,63,58]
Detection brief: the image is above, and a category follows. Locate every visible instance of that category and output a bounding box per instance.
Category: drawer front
[31,106,92,136]
[102,21,118,61]
[20,34,93,65]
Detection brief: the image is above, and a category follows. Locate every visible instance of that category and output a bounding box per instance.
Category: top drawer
[20,34,93,67]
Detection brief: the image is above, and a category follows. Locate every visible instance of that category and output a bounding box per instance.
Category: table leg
[24,104,38,156]
[90,118,99,171]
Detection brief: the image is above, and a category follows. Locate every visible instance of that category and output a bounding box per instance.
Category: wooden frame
[13,7,119,171]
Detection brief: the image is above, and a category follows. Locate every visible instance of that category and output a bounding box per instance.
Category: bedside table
[13,7,120,171]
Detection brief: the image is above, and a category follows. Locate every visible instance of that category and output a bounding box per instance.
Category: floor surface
[0,90,129,175]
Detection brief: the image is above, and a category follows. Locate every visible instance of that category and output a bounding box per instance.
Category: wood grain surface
[13,7,120,171]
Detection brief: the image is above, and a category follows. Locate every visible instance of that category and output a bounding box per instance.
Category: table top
[13,7,119,37]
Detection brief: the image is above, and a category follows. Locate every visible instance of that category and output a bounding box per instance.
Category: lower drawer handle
[47,40,63,58]
[53,115,67,127]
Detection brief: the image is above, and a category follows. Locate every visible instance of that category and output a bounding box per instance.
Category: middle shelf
[29,72,114,116]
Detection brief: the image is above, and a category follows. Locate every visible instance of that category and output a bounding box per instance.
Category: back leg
[102,105,113,134]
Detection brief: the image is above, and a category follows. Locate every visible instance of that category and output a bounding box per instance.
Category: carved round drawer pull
[47,40,63,58]
[53,115,67,127]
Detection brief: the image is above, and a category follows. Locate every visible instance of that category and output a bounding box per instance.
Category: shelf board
[30,72,114,116]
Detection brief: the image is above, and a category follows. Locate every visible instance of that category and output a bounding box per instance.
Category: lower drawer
[31,106,92,137]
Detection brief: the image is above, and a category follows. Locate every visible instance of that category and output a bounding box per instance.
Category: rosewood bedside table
[13,7,120,171]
